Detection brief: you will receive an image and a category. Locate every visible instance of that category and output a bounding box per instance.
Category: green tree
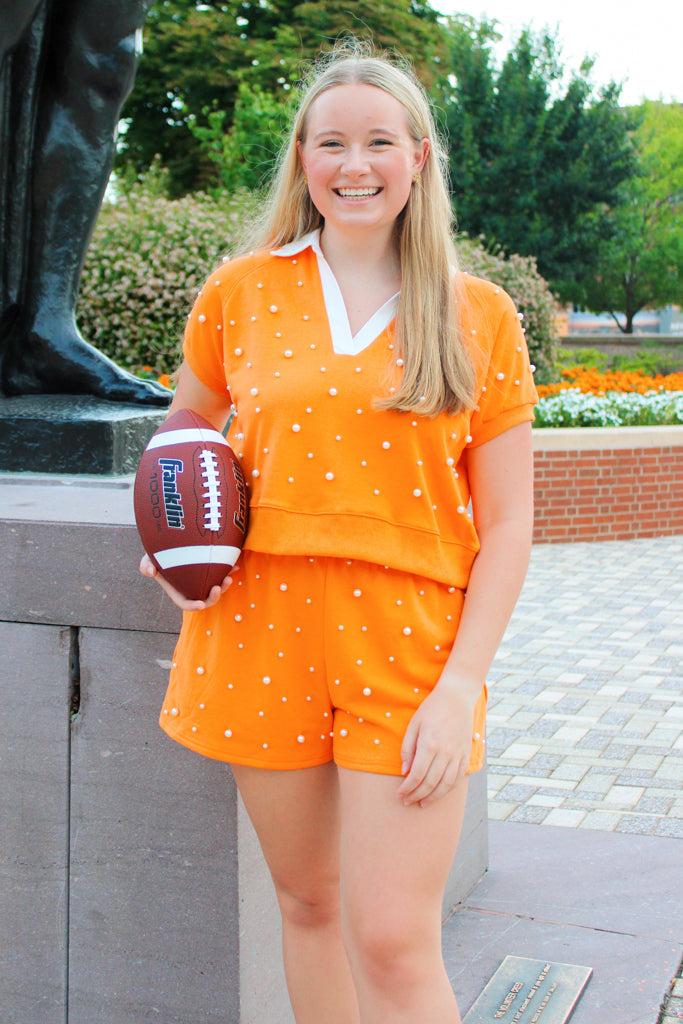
[188,83,291,194]
[581,101,683,333]
[442,18,637,302]
[118,0,445,196]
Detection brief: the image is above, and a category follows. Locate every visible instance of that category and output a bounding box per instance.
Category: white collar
[271,230,320,258]
[272,229,399,356]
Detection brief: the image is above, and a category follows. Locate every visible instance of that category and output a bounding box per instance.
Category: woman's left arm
[398,420,534,806]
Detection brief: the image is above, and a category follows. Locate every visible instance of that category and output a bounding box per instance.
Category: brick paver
[486,535,683,835]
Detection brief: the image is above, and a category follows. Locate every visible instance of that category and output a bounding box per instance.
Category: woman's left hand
[397,678,480,807]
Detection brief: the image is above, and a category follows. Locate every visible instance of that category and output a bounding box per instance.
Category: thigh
[232,762,341,907]
[338,767,468,931]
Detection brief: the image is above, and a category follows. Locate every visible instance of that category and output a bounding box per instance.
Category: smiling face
[297,83,429,243]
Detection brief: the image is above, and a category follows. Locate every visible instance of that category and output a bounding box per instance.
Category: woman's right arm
[138,360,236,611]
[167,360,233,432]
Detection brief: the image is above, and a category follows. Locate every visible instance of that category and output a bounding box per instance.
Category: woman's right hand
[139,553,233,611]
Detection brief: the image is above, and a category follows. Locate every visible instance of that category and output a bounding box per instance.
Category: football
[134,408,249,601]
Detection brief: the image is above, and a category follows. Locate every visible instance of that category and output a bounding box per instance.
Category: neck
[318,224,400,281]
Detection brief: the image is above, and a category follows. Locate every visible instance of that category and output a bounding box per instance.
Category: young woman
[141,41,537,1024]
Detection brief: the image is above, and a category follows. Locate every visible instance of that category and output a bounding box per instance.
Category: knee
[275,878,341,931]
[342,905,439,991]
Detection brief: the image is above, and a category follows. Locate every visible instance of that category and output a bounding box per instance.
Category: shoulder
[205,249,281,294]
[455,272,522,344]
[456,273,517,318]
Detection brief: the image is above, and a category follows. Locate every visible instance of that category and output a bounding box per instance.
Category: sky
[435,0,682,107]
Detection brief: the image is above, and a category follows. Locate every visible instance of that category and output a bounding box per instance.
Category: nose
[343,143,370,176]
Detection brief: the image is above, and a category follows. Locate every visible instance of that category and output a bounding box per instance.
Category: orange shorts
[160,551,486,775]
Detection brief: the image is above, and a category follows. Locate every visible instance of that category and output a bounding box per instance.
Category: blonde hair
[244,40,475,416]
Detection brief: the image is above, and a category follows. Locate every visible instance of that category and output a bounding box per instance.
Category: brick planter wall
[533,425,683,543]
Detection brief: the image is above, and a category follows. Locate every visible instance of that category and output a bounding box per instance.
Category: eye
[320,140,342,148]
[370,138,392,147]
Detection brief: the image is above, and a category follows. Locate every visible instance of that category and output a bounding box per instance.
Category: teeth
[337,188,380,197]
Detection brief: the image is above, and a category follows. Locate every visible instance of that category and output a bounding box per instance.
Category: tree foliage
[119,0,445,196]
[581,101,683,332]
[443,17,637,302]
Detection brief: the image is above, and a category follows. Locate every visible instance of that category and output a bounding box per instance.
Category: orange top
[183,232,538,587]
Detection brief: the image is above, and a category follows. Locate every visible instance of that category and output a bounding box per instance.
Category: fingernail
[401,762,408,775]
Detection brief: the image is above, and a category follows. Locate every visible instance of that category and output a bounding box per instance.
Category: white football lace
[199,449,222,531]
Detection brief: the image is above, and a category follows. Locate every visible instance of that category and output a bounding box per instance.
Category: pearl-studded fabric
[273,231,399,355]
[160,550,486,775]
[183,239,538,588]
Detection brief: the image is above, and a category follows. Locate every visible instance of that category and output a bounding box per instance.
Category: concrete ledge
[533,424,683,451]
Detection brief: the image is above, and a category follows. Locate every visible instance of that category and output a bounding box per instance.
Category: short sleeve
[183,268,229,397]
[467,287,538,447]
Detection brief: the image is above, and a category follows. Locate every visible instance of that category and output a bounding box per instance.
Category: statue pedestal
[0,395,166,474]
[0,475,488,1023]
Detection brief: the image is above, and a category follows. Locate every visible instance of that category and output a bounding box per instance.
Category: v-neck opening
[273,230,399,356]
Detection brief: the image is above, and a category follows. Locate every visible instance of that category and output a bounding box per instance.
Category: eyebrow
[311,127,402,141]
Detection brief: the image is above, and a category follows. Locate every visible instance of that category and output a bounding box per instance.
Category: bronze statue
[0,0,171,405]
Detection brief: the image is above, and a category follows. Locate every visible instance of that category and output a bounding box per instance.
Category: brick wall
[532,427,683,543]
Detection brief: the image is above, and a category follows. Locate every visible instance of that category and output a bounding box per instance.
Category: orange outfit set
[160,231,538,774]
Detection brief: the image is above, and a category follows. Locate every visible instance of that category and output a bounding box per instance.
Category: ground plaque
[463,957,592,1024]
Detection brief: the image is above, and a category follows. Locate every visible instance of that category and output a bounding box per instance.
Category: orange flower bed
[537,366,683,399]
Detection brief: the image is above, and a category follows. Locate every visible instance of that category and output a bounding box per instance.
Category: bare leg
[232,762,360,1024]
[339,769,467,1024]
[1,0,170,404]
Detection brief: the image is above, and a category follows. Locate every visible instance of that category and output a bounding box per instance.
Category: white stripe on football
[146,427,229,450]
[154,545,242,569]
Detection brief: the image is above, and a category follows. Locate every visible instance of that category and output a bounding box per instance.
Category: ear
[296,140,307,175]
[414,138,429,175]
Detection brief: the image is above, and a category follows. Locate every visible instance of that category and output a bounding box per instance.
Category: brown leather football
[134,408,248,600]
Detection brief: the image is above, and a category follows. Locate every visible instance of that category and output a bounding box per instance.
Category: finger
[399,720,419,780]
[402,753,454,806]
[418,764,464,807]
[202,577,233,607]
[400,753,443,804]
[139,553,157,577]
[396,743,430,797]
[153,571,208,611]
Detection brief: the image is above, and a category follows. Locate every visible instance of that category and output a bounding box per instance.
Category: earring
[412,172,421,184]
[303,174,308,185]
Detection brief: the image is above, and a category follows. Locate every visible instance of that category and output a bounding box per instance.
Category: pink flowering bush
[77,181,250,375]
[458,237,558,384]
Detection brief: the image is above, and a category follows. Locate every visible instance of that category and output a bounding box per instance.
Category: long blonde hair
[245,40,475,416]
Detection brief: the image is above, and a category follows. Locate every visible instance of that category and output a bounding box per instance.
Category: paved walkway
[443,534,683,1024]
[485,534,683,836]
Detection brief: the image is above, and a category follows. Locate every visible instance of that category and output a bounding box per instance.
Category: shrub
[534,389,683,427]
[458,237,559,384]
[77,177,252,375]
[558,345,683,376]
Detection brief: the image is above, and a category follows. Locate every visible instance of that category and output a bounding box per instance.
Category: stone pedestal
[0,474,488,1023]
[0,395,166,474]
